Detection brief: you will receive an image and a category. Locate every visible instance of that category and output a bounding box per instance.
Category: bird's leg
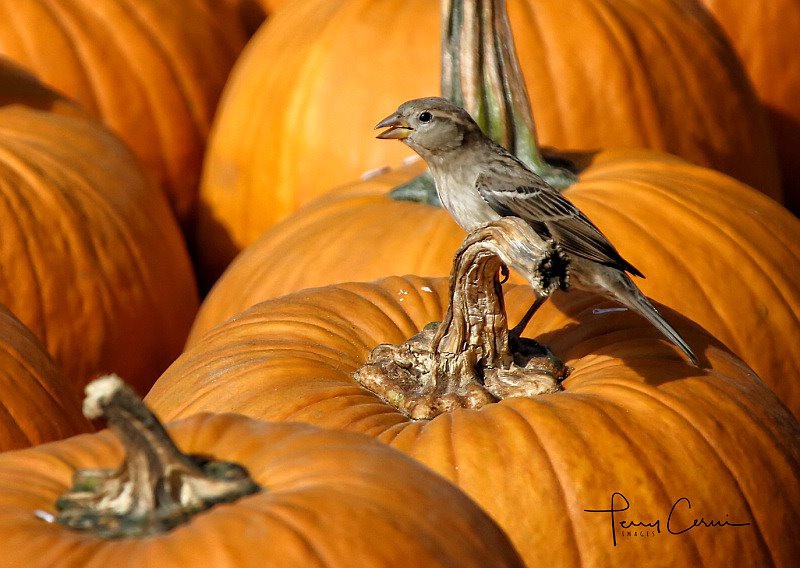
[509,296,547,353]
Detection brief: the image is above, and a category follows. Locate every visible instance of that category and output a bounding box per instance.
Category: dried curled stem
[54,375,260,538]
[354,218,569,420]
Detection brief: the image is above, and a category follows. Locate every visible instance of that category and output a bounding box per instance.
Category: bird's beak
[375,113,413,139]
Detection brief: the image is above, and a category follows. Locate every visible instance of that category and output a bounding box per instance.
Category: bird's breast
[435,172,501,232]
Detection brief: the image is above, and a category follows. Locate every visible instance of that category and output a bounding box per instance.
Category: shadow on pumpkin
[534,290,726,387]
[766,105,800,217]
[189,200,240,296]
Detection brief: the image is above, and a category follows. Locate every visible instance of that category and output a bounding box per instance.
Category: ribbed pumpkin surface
[0,413,523,568]
[0,102,198,393]
[192,149,800,418]
[699,0,800,214]
[196,0,778,281]
[147,276,800,567]
[0,0,248,220]
[0,304,92,451]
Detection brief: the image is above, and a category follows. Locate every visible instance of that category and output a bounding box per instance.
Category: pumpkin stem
[53,375,260,538]
[354,218,569,420]
[390,0,577,203]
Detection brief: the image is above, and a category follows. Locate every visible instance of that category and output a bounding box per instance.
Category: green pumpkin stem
[391,0,576,203]
[52,375,260,538]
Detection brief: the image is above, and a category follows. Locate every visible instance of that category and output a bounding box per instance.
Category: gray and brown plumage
[375,96,698,365]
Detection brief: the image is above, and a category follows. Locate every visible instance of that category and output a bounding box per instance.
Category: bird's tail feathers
[611,278,699,366]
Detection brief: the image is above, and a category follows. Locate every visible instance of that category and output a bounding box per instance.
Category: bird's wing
[476,163,644,277]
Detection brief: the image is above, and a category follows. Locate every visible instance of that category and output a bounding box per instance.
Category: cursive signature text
[584,492,751,547]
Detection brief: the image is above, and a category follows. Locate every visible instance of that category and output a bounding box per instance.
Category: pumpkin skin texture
[0,0,249,222]
[0,413,524,568]
[0,97,199,394]
[698,0,800,215]
[147,276,800,567]
[0,305,92,451]
[196,0,779,282]
[192,150,800,418]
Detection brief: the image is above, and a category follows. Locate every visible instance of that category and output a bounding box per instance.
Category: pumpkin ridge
[273,7,343,219]
[500,401,585,565]
[568,185,719,315]
[0,406,26,445]
[565,374,778,560]
[595,375,776,559]
[556,392,683,517]
[51,151,157,301]
[333,282,421,339]
[257,316,375,362]
[580,388,707,564]
[24,2,99,111]
[83,4,173,185]
[304,398,404,436]
[682,372,783,563]
[375,276,448,324]
[250,505,331,567]
[211,312,369,361]
[647,174,798,278]
[0,165,48,344]
[643,177,800,334]
[116,0,207,139]
[282,290,413,353]
[3,342,68,418]
[587,0,665,148]
[518,1,565,139]
[573,178,794,362]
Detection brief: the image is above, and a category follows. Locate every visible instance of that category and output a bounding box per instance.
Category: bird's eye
[418,111,433,123]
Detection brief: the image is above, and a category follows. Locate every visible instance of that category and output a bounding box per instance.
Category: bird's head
[374,97,481,159]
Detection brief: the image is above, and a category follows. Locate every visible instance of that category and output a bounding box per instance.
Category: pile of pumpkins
[0,0,798,566]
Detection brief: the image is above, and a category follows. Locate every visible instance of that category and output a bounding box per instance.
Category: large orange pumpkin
[698,0,800,214]
[0,304,92,451]
[193,148,800,419]
[147,274,800,567]
[0,64,198,394]
[0,378,523,568]
[196,0,778,281]
[0,0,249,221]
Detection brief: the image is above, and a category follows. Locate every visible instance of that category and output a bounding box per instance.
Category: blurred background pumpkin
[0,304,92,451]
[699,0,800,215]
[0,58,198,394]
[195,0,779,285]
[0,0,249,225]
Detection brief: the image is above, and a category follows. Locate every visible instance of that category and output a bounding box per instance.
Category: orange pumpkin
[196,0,778,282]
[0,65,198,394]
[0,381,523,568]
[0,0,249,221]
[0,304,92,451]
[147,275,800,567]
[193,148,800,419]
[698,0,800,214]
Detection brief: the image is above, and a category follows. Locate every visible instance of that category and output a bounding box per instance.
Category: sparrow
[375,96,698,365]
